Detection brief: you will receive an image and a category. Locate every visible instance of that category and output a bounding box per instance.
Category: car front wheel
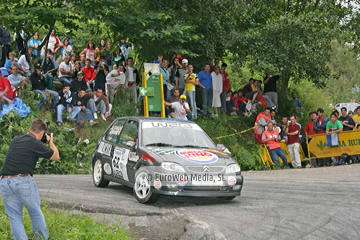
[134,167,160,204]
[93,159,110,187]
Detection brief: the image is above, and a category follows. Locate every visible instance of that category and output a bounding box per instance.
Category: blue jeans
[87,99,106,114]
[200,88,212,116]
[56,104,71,123]
[33,89,59,110]
[59,76,72,84]
[68,106,93,123]
[269,147,289,167]
[0,176,49,240]
[184,90,197,119]
[263,95,274,108]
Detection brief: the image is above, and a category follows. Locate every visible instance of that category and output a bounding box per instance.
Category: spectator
[160,59,170,99]
[0,25,12,66]
[198,64,212,117]
[225,90,234,114]
[60,38,73,58]
[56,83,73,126]
[352,106,360,125]
[125,57,140,103]
[211,66,223,116]
[62,30,74,47]
[348,111,353,118]
[263,71,282,109]
[291,92,302,111]
[211,57,221,72]
[30,65,58,110]
[106,65,126,103]
[86,87,110,121]
[104,42,115,71]
[27,32,42,57]
[314,108,331,166]
[183,64,203,120]
[69,53,76,69]
[279,116,288,142]
[80,53,86,68]
[262,122,290,168]
[95,39,106,62]
[72,61,82,81]
[326,113,343,165]
[255,80,275,108]
[67,88,98,125]
[42,50,57,90]
[7,66,28,88]
[153,55,163,64]
[339,107,355,131]
[175,59,188,94]
[303,112,322,165]
[79,41,96,64]
[113,49,125,68]
[120,39,131,60]
[285,115,302,168]
[58,56,74,84]
[70,71,87,93]
[18,46,33,77]
[168,57,181,96]
[42,29,63,57]
[4,52,19,75]
[14,23,26,55]
[166,89,180,118]
[164,94,190,120]
[233,90,248,114]
[220,63,230,113]
[94,59,109,95]
[242,78,254,97]
[254,107,272,144]
[0,71,14,105]
[82,58,95,91]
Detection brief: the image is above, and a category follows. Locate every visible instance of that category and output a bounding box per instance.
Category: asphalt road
[35,164,360,240]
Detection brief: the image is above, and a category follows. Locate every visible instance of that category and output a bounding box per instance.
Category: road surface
[35,164,360,239]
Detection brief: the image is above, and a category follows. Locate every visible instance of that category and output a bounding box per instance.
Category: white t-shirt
[171,101,189,120]
[127,67,134,82]
[106,70,126,88]
[18,55,30,71]
[58,61,73,78]
[8,74,24,87]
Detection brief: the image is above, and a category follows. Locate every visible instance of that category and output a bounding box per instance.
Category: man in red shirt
[285,115,302,168]
[82,58,95,91]
[220,63,230,113]
[0,71,14,105]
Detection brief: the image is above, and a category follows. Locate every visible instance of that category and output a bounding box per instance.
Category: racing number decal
[112,147,130,181]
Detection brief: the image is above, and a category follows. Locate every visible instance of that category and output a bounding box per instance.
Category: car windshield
[141,121,216,148]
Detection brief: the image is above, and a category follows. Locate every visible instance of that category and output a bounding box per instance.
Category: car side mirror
[217,144,231,155]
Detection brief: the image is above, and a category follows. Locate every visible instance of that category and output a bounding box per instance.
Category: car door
[112,119,140,183]
[100,118,127,178]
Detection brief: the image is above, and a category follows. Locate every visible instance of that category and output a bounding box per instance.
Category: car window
[119,120,138,148]
[105,119,127,144]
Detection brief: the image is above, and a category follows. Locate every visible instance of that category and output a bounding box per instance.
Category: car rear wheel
[134,167,160,204]
[93,159,109,187]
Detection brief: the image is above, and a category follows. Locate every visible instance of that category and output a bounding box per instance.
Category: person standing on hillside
[0,118,59,240]
[198,64,212,117]
[263,71,282,110]
[220,63,230,113]
[285,115,302,168]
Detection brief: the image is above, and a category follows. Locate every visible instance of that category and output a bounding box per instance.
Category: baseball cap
[180,95,186,99]
[182,59,188,64]
[35,64,42,70]
[77,71,84,75]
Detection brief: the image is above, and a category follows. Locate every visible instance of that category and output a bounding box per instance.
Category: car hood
[143,147,235,166]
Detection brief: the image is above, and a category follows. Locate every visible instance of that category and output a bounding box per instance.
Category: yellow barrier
[308,131,360,159]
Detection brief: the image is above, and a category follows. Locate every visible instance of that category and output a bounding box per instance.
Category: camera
[41,121,50,144]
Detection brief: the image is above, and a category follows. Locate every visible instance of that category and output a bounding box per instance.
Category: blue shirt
[198,70,212,90]
[159,67,170,84]
[293,98,302,109]
[27,39,42,56]
[8,74,24,87]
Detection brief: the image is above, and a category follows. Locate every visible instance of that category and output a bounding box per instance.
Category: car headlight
[226,163,241,173]
[161,162,185,173]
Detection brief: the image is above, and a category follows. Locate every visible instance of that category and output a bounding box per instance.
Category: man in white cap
[164,94,190,120]
[175,59,188,95]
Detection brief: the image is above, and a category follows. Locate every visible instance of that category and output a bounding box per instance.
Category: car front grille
[186,166,225,173]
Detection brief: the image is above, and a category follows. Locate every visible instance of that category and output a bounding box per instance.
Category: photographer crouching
[0,118,59,240]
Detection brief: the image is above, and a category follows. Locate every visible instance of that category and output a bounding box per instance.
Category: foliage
[0,199,132,240]
[195,115,265,171]
[111,88,141,118]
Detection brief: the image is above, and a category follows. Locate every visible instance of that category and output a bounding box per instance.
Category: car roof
[114,116,193,123]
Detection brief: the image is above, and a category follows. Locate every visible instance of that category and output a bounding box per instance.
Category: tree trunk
[278,73,290,101]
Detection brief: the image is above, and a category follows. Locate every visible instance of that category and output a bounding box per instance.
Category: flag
[326,133,339,146]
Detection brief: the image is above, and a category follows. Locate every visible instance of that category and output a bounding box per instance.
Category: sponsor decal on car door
[112,147,130,181]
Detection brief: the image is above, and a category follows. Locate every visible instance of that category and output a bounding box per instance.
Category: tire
[93,159,110,187]
[133,167,160,204]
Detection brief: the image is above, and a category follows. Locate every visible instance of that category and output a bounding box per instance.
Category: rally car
[92,117,243,204]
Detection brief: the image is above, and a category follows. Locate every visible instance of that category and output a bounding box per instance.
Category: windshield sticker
[97,142,112,156]
[142,122,202,130]
[202,149,228,156]
[103,163,112,175]
[112,147,130,181]
[176,150,218,164]
[150,148,177,155]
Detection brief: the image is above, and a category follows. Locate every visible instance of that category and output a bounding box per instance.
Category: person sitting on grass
[56,83,73,126]
[0,70,14,105]
[67,88,98,126]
